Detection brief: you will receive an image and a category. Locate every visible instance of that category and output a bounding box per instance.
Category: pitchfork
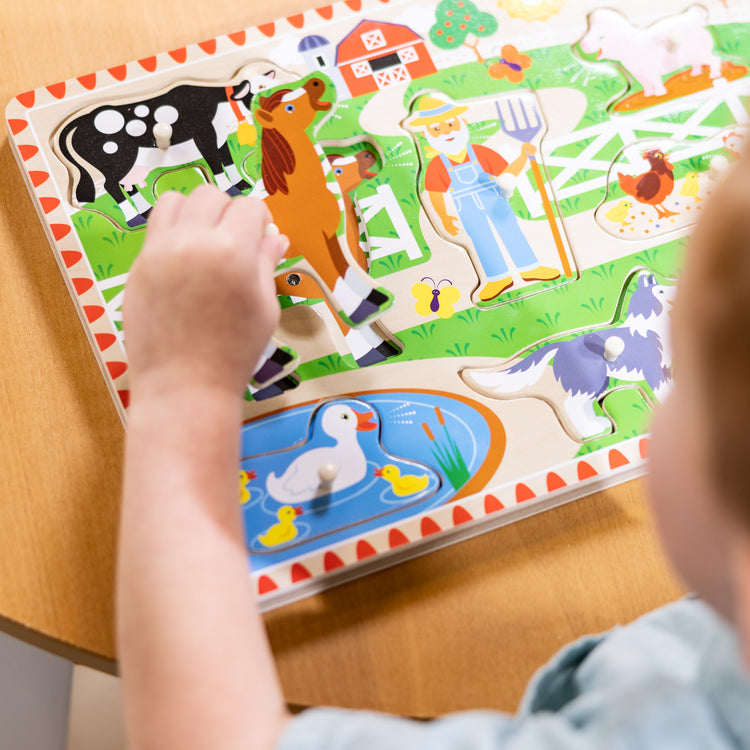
[495,98,572,278]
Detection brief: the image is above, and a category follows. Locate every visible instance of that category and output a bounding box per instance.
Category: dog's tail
[463,344,558,396]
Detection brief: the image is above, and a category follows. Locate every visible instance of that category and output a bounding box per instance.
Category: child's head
[648,147,750,658]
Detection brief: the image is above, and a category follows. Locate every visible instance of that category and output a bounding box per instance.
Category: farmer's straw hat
[406,94,468,128]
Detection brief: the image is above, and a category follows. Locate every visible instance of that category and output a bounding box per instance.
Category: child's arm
[117,186,291,750]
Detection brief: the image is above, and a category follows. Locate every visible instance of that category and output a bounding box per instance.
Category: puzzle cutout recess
[8,0,750,605]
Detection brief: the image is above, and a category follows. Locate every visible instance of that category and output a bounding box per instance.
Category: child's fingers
[221,194,271,251]
[145,190,185,236]
[258,235,290,269]
[180,184,233,229]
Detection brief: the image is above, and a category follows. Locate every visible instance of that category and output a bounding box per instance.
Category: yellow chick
[374,465,429,497]
[259,505,303,547]
[604,199,633,227]
[680,172,703,202]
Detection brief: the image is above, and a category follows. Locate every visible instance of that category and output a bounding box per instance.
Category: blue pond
[239,391,493,570]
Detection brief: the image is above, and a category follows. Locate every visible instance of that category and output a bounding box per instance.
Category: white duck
[265,403,376,503]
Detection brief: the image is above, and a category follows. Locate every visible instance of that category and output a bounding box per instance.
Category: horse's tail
[57,119,96,204]
[464,345,558,396]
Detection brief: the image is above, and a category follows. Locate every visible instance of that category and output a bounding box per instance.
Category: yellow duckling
[604,199,633,227]
[680,172,703,202]
[259,505,303,548]
[374,465,429,497]
[239,469,256,505]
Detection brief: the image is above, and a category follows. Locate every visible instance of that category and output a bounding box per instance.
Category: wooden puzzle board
[7,0,749,609]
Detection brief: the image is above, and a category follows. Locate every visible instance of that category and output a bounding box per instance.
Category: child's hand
[123,186,287,400]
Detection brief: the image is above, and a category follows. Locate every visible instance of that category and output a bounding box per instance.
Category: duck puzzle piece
[265,402,378,503]
[239,391,505,561]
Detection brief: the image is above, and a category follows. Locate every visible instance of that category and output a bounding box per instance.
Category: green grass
[295,236,685,380]
[423,409,471,491]
[577,388,654,455]
[64,24,743,445]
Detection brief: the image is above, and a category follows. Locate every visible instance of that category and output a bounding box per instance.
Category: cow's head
[231,70,276,108]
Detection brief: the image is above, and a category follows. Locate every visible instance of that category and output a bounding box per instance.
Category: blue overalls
[440,145,537,279]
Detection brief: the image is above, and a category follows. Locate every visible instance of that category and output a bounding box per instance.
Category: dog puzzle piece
[462,270,676,442]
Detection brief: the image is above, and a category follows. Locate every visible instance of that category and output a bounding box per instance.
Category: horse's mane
[259,89,296,196]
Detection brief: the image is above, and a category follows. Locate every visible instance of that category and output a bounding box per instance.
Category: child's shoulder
[278,599,750,750]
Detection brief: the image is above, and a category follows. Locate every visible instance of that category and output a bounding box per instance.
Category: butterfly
[488,44,532,84]
[412,277,460,319]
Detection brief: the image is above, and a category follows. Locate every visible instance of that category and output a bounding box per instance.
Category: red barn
[336,20,437,98]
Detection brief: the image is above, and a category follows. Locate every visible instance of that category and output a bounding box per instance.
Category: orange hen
[618,149,679,220]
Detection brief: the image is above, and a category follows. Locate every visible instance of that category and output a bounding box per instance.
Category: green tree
[429,0,498,63]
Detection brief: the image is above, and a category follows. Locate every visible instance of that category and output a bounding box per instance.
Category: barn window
[370,52,401,72]
[316,55,326,66]
[399,46,418,64]
[361,29,386,51]
[352,61,371,78]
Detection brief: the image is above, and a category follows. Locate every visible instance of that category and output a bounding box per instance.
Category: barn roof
[337,20,423,65]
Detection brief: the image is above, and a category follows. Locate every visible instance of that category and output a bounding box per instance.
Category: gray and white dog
[463,273,675,440]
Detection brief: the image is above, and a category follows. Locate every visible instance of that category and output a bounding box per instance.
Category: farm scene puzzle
[7,0,750,602]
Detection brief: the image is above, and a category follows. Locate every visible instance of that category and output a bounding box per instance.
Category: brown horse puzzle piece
[254,75,400,366]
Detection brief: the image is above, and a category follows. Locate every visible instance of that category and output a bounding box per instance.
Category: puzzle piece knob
[603,335,625,363]
[318,463,338,488]
[496,172,517,198]
[153,122,173,150]
[709,154,729,180]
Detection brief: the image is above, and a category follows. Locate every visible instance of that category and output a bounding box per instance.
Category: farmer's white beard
[424,123,470,159]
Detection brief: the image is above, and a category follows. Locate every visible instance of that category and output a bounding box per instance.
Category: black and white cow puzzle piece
[55,69,276,228]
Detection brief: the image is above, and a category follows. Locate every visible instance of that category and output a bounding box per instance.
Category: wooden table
[0,0,685,717]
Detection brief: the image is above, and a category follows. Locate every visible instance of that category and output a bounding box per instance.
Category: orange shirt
[424,145,509,193]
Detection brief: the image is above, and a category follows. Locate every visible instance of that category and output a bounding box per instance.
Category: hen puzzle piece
[7,0,750,607]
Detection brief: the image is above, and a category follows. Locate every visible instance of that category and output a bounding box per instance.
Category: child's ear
[733,534,750,669]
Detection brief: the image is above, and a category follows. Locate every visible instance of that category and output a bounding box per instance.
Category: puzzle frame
[7,0,750,608]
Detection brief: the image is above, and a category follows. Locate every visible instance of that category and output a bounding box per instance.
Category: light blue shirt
[278,598,750,749]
